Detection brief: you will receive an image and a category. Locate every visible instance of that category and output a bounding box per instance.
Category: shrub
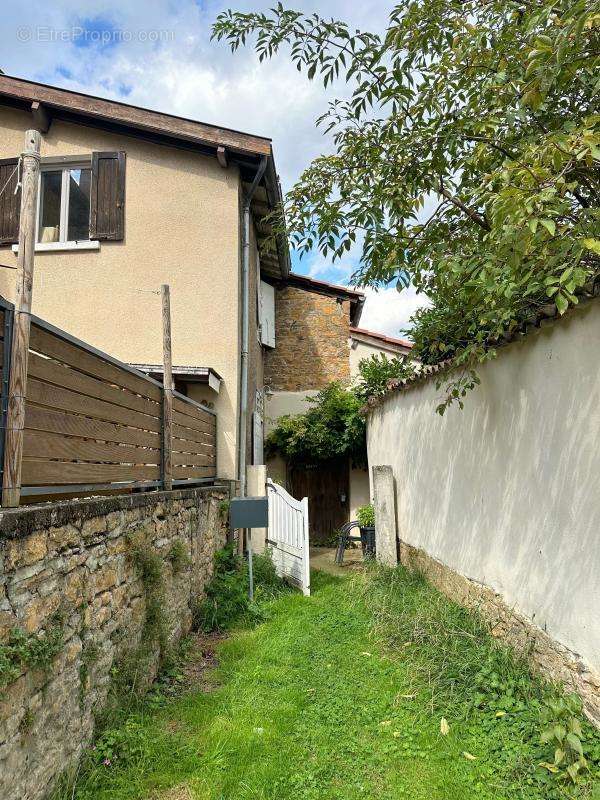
[193,545,288,632]
[193,545,249,632]
[131,544,163,591]
[539,694,590,784]
[353,354,415,404]
[0,614,65,690]
[265,382,366,467]
[356,504,375,528]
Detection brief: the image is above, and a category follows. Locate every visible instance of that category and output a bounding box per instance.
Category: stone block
[63,571,88,607]
[4,533,47,571]
[93,566,118,595]
[48,524,81,553]
[81,516,108,540]
[0,610,18,641]
[20,593,60,633]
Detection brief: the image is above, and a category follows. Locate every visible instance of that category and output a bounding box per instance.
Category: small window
[38,163,92,244]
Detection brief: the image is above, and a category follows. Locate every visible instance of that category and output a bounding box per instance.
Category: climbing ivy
[265,382,366,467]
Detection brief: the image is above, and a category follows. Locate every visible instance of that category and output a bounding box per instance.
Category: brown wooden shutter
[0,158,21,245]
[90,151,126,241]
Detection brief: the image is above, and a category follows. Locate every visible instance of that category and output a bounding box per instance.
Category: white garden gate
[266,479,310,596]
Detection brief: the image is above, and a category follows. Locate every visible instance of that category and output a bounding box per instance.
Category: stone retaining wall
[0,487,229,800]
[400,542,600,727]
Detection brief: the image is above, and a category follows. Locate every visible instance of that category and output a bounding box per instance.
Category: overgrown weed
[354,563,600,798]
[192,544,290,632]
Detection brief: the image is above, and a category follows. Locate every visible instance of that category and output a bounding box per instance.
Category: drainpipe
[238,155,268,601]
[238,155,268,499]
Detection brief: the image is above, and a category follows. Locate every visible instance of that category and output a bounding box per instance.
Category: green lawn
[56,568,600,800]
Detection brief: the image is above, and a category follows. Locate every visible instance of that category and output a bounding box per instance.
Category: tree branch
[436,182,491,231]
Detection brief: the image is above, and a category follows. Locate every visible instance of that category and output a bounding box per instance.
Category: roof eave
[0,73,292,279]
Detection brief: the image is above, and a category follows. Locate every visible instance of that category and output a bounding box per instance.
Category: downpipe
[239,155,268,600]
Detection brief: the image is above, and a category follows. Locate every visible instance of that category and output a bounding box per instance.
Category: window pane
[38,171,62,243]
[67,168,91,241]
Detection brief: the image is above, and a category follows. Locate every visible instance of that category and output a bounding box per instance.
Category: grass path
[61,569,599,800]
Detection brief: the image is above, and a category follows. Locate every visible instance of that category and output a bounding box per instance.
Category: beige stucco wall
[348,340,405,522]
[264,389,319,433]
[349,336,408,377]
[0,106,244,479]
[350,467,371,521]
[367,302,600,678]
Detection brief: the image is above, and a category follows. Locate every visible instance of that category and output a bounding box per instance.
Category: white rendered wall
[367,303,600,675]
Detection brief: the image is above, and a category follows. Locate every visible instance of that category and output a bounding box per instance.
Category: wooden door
[288,460,349,545]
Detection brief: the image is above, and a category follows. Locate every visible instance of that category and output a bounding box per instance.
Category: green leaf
[540,219,556,237]
[555,294,569,315]
[583,238,600,256]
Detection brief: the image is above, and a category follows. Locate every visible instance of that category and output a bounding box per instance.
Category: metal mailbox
[229,496,269,529]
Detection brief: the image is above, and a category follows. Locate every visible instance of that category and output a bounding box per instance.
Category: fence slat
[172,423,214,445]
[24,404,161,449]
[27,379,161,432]
[23,429,160,465]
[21,460,160,485]
[172,439,215,456]
[172,394,214,424]
[172,451,213,467]
[29,323,162,401]
[173,465,214,480]
[28,351,160,416]
[172,409,215,435]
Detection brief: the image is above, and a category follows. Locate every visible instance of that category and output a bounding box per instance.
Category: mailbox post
[230,497,269,600]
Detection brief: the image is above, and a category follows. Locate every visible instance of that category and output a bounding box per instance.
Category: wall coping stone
[0,484,231,541]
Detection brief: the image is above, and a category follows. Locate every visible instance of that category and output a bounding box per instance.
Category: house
[264,274,412,542]
[0,73,290,487]
[0,73,412,538]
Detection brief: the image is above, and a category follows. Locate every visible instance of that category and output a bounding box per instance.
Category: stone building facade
[263,275,413,537]
[264,280,357,391]
[0,487,228,800]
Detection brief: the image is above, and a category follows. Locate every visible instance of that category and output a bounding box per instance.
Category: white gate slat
[266,479,310,596]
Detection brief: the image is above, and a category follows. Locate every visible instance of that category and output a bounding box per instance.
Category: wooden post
[161,284,173,491]
[2,130,41,507]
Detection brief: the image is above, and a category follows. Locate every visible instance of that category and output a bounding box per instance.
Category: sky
[1,0,430,338]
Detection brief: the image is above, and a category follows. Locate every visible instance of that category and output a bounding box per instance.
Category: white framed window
[37,159,93,246]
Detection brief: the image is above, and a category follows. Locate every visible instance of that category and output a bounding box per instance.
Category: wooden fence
[0,295,217,503]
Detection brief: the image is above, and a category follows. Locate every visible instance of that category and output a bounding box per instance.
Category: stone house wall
[264,285,351,391]
[0,486,229,800]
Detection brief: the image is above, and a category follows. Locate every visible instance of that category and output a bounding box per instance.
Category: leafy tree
[265,382,366,466]
[213,1,600,411]
[353,353,416,403]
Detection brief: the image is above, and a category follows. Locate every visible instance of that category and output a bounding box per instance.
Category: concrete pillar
[373,465,398,567]
[246,465,267,554]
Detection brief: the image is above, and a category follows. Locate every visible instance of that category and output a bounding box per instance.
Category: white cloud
[359,285,431,339]
[1,0,390,191]
[1,0,421,337]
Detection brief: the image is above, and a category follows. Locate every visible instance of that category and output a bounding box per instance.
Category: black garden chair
[334,520,376,565]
